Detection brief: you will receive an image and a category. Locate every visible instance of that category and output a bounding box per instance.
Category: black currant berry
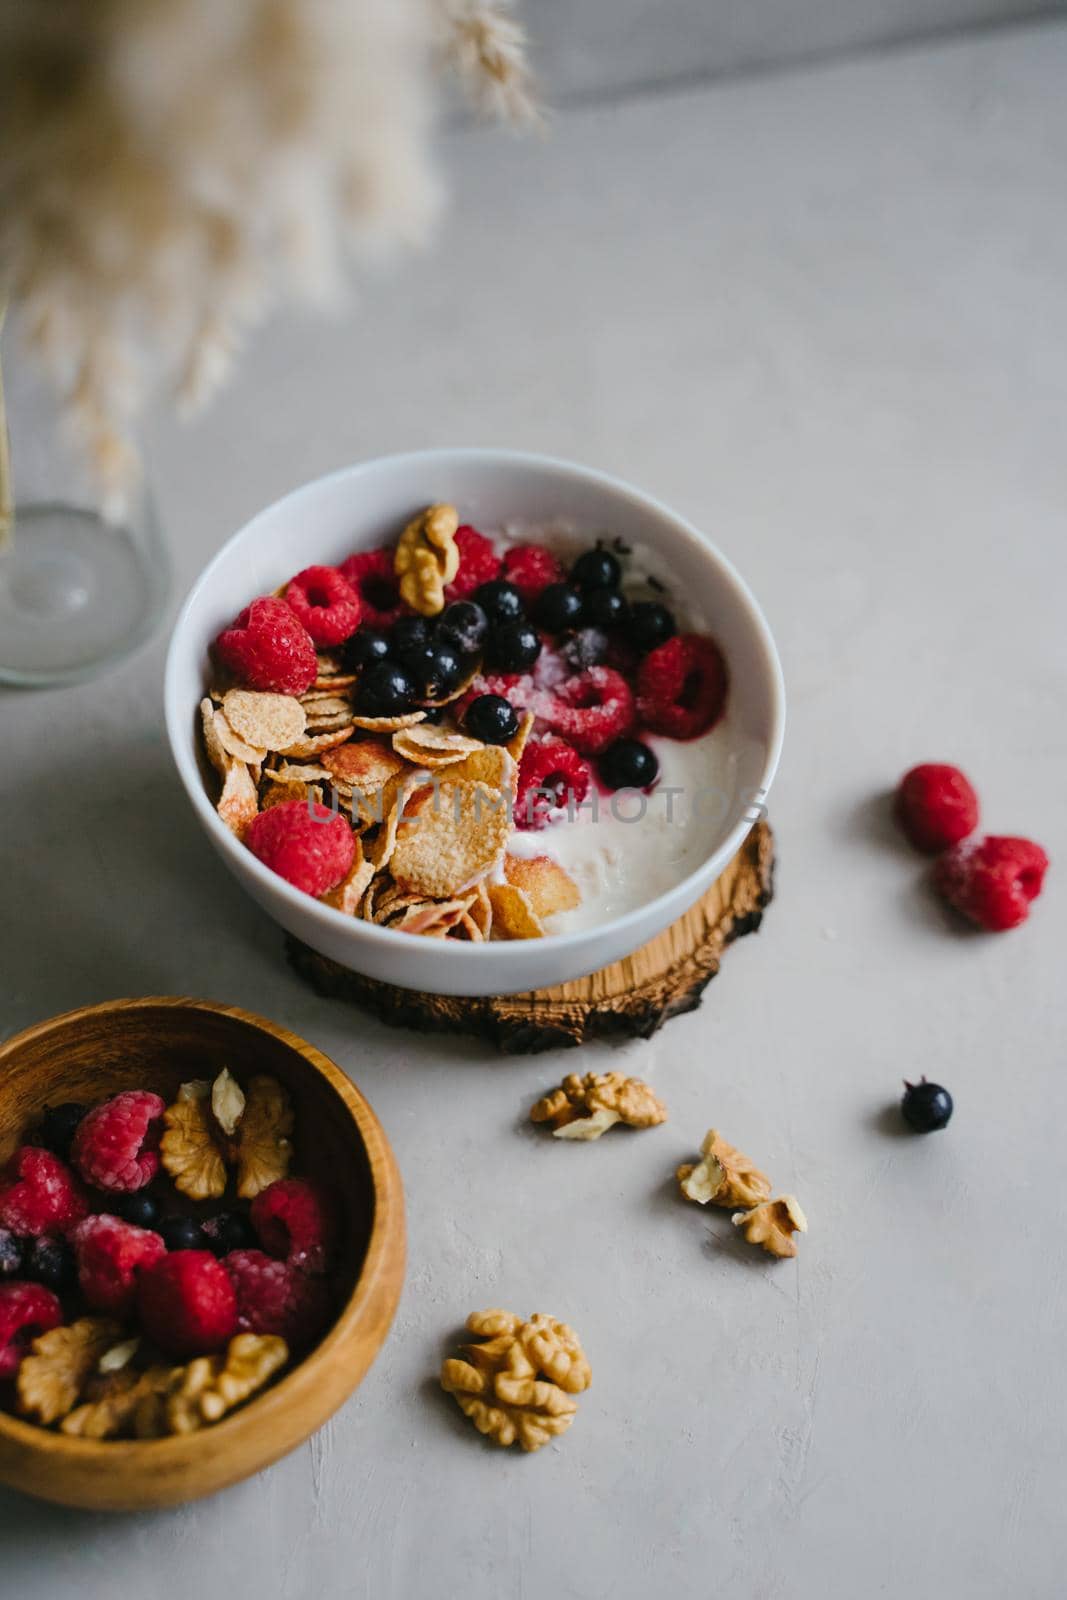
[202,1212,257,1255]
[159,1216,208,1252]
[584,588,629,629]
[114,1192,161,1229]
[24,1236,77,1294]
[571,547,621,591]
[533,583,584,634]
[597,739,660,791]
[630,601,676,653]
[900,1078,953,1133]
[464,694,520,745]
[437,601,489,657]
[474,579,525,626]
[35,1102,87,1161]
[488,621,542,672]
[353,661,418,717]
[0,1228,24,1280]
[341,628,391,672]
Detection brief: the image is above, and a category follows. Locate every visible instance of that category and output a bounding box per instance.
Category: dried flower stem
[0,304,12,550]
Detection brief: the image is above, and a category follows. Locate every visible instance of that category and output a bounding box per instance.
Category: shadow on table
[0,731,275,1028]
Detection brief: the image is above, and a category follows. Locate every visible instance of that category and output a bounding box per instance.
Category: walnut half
[676,1128,772,1209]
[440,1309,591,1452]
[530,1072,667,1141]
[16,1318,123,1424]
[732,1195,808,1259]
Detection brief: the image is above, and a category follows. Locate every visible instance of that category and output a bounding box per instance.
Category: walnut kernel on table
[732,1195,808,1259]
[530,1072,668,1141]
[440,1310,592,1452]
[676,1128,772,1209]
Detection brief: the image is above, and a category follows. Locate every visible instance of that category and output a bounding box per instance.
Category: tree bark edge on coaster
[286,821,775,1055]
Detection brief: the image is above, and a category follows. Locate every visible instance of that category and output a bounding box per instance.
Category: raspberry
[250,1179,338,1274]
[542,666,635,754]
[895,763,980,853]
[225,1249,333,1352]
[501,543,564,607]
[70,1214,166,1316]
[71,1091,165,1193]
[138,1251,239,1358]
[444,526,501,602]
[637,633,728,740]
[0,1146,88,1236]
[283,565,362,646]
[215,596,318,695]
[0,1282,63,1379]
[516,738,592,831]
[933,835,1049,932]
[338,548,408,630]
[246,799,355,896]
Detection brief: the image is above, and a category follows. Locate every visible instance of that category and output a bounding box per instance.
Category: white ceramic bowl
[165,450,784,996]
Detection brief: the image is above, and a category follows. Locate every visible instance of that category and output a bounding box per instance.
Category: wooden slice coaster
[287,820,774,1054]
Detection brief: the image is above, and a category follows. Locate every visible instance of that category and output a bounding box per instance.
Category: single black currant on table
[389,615,433,665]
[533,582,584,634]
[630,600,677,653]
[560,627,610,670]
[584,588,630,630]
[571,546,621,592]
[353,660,418,717]
[35,1101,87,1160]
[900,1077,953,1133]
[115,1191,161,1229]
[464,694,520,745]
[488,620,542,672]
[473,579,525,627]
[597,738,660,791]
[201,1212,257,1255]
[437,600,489,657]
[24,1236,77,1294]
[0,1228,24,1280]
[341,627,391,672]
[159,1215,209,1252]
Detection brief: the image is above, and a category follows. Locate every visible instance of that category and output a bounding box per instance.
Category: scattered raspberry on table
[895,763,979,853]
[934,834,1049,931]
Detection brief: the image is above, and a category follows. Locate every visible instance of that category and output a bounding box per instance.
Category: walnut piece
[61,1366,175,1439]
[160,1070,293,1200]
[167,1334,289,1434]
[676,1128,772,1209]
[530,1072,667,1141]
[393,503,460,615]
[236,1075,294,1198]
[16,1318,123,1424]
[211,1067,246,1137]
[440,1309,591,1452]
[160,1083,227,1200]
[732,1195,808,1259]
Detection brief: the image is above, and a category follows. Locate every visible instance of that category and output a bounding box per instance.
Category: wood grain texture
[288,821,774,1052]
[0,997,405,1511]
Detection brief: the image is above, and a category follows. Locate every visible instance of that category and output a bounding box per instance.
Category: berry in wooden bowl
[0,997,404,1510]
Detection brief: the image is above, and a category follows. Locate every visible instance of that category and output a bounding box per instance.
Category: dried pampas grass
[0,0,538,516]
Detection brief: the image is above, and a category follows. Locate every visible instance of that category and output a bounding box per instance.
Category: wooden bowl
[0,998,405,1511]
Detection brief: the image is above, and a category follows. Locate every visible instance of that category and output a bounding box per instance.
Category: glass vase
[0,322,169,687]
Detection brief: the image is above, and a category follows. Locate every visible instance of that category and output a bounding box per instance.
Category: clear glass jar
[0,327,169,686]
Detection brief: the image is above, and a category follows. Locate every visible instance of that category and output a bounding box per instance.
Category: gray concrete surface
[2,19,1066,1599]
